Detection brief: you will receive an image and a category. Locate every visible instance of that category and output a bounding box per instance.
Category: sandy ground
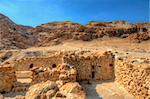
[3,92,26,99]
[81,81,134,99]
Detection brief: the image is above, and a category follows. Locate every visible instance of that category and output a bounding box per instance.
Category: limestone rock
[25,81,86,99]
[54,82,87,99]
[25,81,58,99]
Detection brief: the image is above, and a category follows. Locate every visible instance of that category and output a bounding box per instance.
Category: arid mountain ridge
[0,13,149,50]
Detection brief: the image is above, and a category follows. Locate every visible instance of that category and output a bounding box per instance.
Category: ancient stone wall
[63,50,115,81]
[13,50,115,85]
[14,51,63,71]
[31,63,77,84]
[115,59,150,98]
[0,65,17,93]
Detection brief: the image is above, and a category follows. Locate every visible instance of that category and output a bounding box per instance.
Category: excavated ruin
[0,13,149,99]
[0,49,149,99]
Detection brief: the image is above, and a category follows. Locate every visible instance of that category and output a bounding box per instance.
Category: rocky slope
[0,13,149,50]
[0,13,36,50]
[29,20,150,47]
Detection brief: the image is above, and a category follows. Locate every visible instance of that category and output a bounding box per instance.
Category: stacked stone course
[115,58,150,99]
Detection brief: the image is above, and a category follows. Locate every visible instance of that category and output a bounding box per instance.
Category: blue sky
[0,0,149,26]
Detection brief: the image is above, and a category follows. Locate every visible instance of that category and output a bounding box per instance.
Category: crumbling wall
[115,59,150,98]
[63,50,115,81]
[0,65,17,93]
[14,51,63,71]
[14,50,115,85]
[31,63,77,84]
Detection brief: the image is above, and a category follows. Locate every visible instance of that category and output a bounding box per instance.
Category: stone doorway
[91,65,96,80]
[92,71,95,79]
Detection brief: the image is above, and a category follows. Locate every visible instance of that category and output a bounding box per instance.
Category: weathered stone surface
[126,32,150,43]
[15,95,25,99]
[115,58,150,98]
[63,50,115,80]
[55,82,86,99]
[25,81,58,99]
[0,13,35,50]
[30,63,77,84]
[0,65,17,93]
[13,50,114,84]
[25,81,86,99]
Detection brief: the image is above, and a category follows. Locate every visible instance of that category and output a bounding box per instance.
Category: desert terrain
[0,13,150,99]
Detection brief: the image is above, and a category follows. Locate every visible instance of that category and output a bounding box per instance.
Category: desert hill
[0,13,36,50]
[0,13,149,50]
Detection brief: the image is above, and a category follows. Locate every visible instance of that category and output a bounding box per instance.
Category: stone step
[17,78,32,83]
[13,86,29,92]
[16,71,33,78]
[13,82,30,92]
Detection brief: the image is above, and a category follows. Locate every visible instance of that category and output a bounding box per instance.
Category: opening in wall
[109,64,113,67]
[92,65,94,69]
[29,64,33,68]
[52,64,56,68]
[92,71,95,79]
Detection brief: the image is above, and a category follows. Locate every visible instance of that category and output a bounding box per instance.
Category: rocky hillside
[30,21,149,47]
[0,13,36,50]
[0,13,149,50]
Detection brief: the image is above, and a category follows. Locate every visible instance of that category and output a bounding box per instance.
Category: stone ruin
[0,50,114,99]
[115,58,150,99]
[12,50,114,83]
[0,49,149,99]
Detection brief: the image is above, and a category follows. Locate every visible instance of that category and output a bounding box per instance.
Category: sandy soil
[81,80,134,99]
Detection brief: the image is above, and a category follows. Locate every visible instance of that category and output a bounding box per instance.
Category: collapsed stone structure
[14,50,114,83]
[115,58,150,99]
